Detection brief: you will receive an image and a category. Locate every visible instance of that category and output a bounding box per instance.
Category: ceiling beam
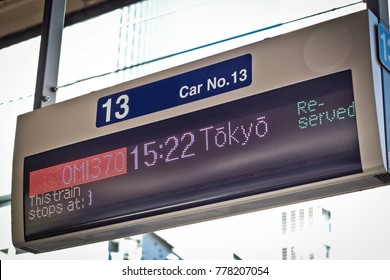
[0,0,143,49]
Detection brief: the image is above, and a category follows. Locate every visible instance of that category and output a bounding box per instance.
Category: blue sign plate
[96,54,252,127]
[378,23,390,71]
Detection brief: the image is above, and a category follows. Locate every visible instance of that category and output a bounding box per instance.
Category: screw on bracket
[42,96,50,102]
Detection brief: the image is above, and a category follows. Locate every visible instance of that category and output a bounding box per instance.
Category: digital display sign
[29,148,127,197]
[24,69,362,241]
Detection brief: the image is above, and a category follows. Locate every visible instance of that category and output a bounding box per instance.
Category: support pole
[366,0,389,26]
[33,0,66,109]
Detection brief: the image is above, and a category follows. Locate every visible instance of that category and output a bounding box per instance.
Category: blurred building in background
[281,206,332,260]
[108,233,182,260]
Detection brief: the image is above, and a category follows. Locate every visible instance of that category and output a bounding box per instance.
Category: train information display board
[24,70,360,241]
[12,10,388,253]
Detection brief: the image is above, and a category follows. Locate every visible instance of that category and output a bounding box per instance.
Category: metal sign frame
[12,10,388,253]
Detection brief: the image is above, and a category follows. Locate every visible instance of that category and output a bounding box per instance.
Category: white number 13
[102,94,130,123]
